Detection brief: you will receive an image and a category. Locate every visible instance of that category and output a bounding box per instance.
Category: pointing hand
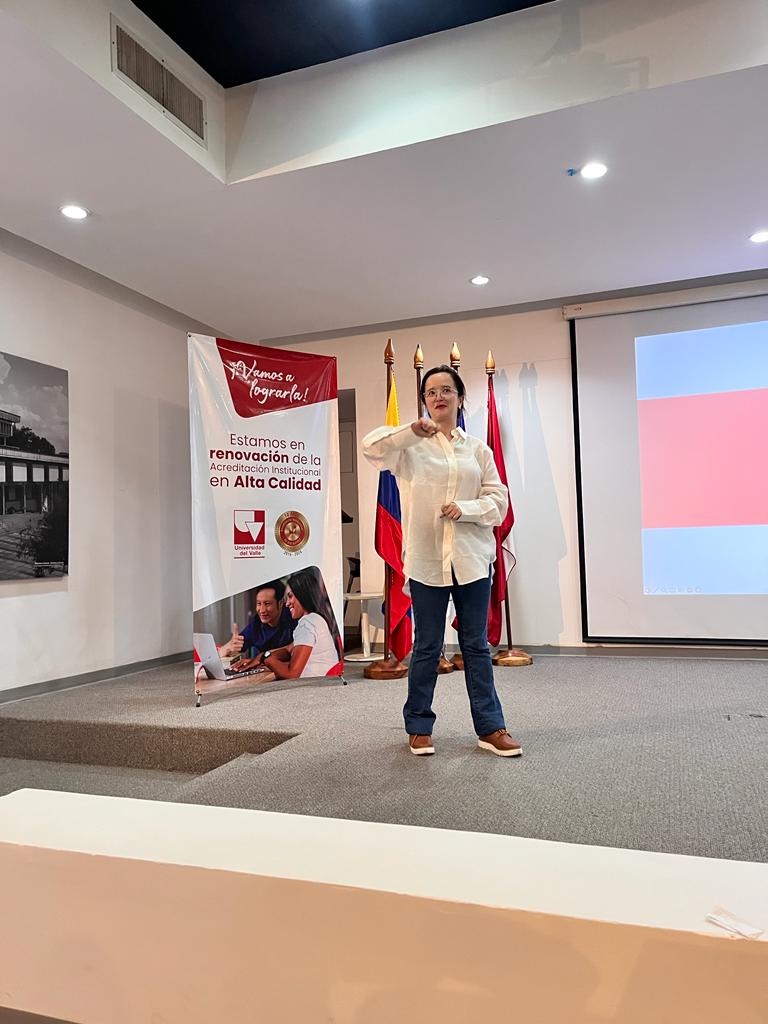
[411,417,439,438]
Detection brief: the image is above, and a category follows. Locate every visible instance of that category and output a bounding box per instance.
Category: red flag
[487,376,516,646]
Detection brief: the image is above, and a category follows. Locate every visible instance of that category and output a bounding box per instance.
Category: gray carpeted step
[0,757,193,802]
[0,718,294,773]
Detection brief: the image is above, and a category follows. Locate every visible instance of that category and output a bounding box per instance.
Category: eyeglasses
[425,386,458,400]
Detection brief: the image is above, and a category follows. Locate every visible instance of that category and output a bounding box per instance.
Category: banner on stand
[188,335,343,701]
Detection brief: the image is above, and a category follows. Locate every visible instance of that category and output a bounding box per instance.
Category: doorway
[338,389,362,648]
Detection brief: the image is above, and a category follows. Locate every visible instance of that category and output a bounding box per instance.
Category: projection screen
[572,294,768,644]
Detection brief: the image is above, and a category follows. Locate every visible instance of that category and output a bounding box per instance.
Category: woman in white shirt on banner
[362,365,522,758]
[262,567,342,680]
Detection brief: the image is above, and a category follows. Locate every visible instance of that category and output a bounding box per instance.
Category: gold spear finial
[414,344,424,369]
[485,350,496,375]
[449,341,461,368]
[384,338,395,365]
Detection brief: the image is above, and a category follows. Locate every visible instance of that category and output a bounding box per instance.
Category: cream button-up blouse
[362,424,508,587]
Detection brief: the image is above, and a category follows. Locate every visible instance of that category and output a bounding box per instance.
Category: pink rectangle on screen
[638,387,768,528]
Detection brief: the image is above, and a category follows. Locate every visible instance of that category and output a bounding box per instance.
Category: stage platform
[0,652,765,863]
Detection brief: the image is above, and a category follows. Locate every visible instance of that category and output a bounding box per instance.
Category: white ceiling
[1,16,767,342]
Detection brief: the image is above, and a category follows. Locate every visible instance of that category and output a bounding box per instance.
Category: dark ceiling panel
[133,1,554,88]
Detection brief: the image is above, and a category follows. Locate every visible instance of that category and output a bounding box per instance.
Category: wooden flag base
[364,655,408,679]
[493,648,533,667]
[437,655,456,674]
[452,650,531,669]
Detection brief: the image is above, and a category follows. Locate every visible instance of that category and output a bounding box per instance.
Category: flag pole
[486,350,532,668]
[449,341,461,373]
[365,338,409,680]
[492,582,532,666]
[414,344,424,419]
[438,342,462,673]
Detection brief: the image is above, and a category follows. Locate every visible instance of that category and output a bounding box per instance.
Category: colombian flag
[375,373,412,662]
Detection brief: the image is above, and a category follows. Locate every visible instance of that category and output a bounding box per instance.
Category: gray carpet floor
[0,655,766,862]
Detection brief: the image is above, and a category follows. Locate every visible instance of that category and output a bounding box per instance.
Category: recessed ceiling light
[749,229,768,244]
[580,162,608,180]
[60,204,90,220]
[470,275,490,286]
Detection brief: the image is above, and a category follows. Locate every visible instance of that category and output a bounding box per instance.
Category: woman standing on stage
[362,364,522,757]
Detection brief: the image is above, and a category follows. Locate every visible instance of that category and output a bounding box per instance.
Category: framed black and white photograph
[0,351,69,581]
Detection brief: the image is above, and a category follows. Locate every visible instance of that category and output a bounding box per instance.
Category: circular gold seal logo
[275,510,310,553]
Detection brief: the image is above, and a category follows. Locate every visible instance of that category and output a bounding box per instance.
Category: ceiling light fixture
[470,275,490,286]
[60,204,90,220]
[579,161,608,180]
[749,229,768,244]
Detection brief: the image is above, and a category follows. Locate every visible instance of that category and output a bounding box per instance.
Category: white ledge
[0,789,765,939]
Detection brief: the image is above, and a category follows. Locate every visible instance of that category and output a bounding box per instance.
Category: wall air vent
[111,18,207,147]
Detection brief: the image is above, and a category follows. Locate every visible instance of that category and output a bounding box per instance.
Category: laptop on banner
[193,632,269,681]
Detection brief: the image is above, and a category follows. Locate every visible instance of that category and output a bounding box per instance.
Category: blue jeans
[404,572,506,737]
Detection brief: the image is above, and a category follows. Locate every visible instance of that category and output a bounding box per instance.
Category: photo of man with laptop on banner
[188,335,344,705]
[194,569,342,682]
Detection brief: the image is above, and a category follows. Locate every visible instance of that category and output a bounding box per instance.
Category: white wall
[0,233,201,692]
[287,307,580,648]
[338,393,362,633]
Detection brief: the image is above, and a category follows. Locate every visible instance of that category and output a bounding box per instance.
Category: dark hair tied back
[420,364,466,406]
